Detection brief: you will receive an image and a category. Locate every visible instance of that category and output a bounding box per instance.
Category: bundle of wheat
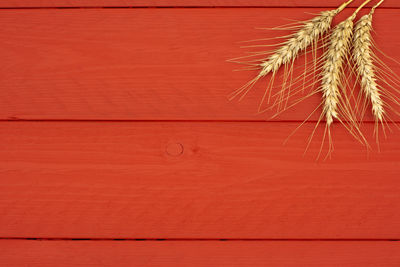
[231,0,399,158]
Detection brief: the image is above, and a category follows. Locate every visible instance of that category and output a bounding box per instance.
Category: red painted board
[1,240,400,267]
[0,9,399,121]
[0,121,399,239]
[0,0,398,8]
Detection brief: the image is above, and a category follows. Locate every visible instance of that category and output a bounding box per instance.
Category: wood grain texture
[0,0,398,8]
[1,240,400,267]
[1,121,399,239]
[0,9,399,121]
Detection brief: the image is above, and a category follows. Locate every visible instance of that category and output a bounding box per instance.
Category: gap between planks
[0,7,399,9]
[0,0,398,9]
[0,119,397,124]
[0,238,399,242]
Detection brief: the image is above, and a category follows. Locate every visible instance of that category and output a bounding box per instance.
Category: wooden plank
[0,121,400,239]
[1,240,400,267]
[0,9,399,121]
[0,0,399,8]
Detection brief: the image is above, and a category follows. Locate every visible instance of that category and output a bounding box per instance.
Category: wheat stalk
[353,0,385,123]
[229,0,354,102]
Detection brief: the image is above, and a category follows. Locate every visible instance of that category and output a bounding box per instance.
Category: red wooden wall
[1,0,400,266]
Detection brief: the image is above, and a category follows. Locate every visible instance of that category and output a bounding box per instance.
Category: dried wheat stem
[353,0,385,122]
[320,0,372,126]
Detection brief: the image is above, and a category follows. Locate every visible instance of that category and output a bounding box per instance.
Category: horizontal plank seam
[0,238,399,242]
[0,6,399,10]
[0,119,397,124]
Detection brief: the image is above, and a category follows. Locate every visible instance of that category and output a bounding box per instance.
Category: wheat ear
[321,0,372,127]
[307,0,372,158]
[320,20,352,126]
[229,0,353,102]
[353,0,385,123]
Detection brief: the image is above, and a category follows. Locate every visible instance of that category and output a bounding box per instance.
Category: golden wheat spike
[353,0,385,123]
[293,0,373,159]
[229,0,354,102]
[320,0,372,127]
[320,19,353,127]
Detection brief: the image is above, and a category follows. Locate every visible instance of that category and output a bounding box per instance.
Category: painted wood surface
[1,240,400,266]
[1,8,399,121]
[0,0,398,8]
[1,2,400,263]
[0,121,399,238]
